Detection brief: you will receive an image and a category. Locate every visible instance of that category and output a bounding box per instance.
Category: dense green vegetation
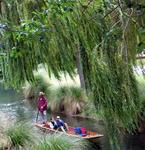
[6,123,33,148]
[5,123,88,150]
[24,75,87,115]
[1,0,145,149]
[35,134,88,150]
[49,85,86,115]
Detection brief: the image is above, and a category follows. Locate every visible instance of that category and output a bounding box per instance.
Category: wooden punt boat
[35,123,103,140]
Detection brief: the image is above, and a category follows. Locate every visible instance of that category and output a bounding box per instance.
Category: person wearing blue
[56,116,69,132]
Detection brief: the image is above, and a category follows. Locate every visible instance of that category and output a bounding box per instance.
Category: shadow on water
[123,134,145,150]
[1,86,145,149]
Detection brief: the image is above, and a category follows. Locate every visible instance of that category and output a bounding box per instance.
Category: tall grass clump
[49,86,69,113]
[6,123,33,148]
[35,134,89,150]
[68,86,87,115]
[49,86,87,115]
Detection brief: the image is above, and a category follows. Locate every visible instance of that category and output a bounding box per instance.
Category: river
[0,86,145,150]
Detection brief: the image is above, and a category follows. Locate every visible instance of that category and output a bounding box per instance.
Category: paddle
[36,109,39,123]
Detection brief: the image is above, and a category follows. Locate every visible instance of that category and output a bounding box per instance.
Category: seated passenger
[50,118,58,129]
[56,116,69,132]
[49,121,54,129]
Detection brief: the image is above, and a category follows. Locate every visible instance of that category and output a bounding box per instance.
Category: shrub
[6,123,33,148]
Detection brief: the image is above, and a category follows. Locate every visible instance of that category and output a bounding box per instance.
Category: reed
[6,123,33,148]
[35,134,89,150]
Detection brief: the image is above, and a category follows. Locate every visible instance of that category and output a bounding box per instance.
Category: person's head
[56,116,60,119]
[39,91,45,96]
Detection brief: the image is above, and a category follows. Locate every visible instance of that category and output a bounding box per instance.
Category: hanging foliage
[0,0,145,149]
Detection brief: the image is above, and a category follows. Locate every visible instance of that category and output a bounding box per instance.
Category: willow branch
[122,8,134,38]
[93,19,121,53]
[104,5,119,18]
[78,0,94,10]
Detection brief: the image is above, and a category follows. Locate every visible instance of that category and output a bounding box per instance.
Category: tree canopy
[0,0,145,149]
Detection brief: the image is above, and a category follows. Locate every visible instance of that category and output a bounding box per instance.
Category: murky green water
[0,86,22,104]
[1,85,145,150]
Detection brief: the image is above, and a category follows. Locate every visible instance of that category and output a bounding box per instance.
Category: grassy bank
[6,123,33,149]
[4,123,89,150]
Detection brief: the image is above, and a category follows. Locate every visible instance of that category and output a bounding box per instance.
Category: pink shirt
[37,95,47,112]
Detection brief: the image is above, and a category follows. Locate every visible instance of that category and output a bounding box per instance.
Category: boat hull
[35,123,103,140]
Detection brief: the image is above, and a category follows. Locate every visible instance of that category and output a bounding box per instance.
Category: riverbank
[0,112,12,150]
[0,129,11,150]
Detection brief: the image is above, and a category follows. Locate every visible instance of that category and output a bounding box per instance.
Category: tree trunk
[76,45,86,90]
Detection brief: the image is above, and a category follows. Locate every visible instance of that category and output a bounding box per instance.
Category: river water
[0,86,145,150]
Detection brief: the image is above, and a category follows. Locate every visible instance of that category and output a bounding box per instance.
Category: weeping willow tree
[1,0,145,149]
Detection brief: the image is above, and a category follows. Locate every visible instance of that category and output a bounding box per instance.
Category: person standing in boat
[37,92,48,124]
